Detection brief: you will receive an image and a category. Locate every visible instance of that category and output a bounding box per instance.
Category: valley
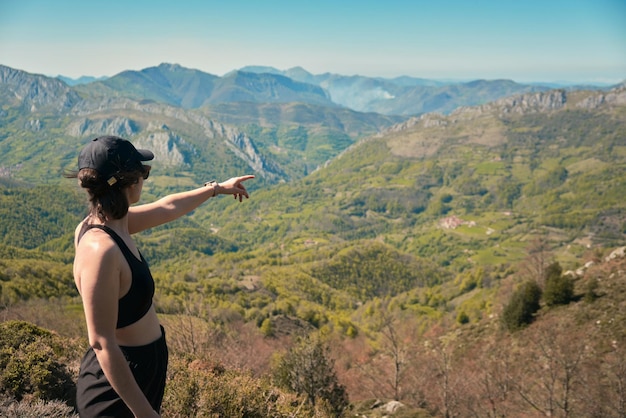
[1,63,625,417]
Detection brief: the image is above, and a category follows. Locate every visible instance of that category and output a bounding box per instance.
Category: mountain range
[59,63,620,116]
[2,62,622,185]
[61,62,615,116]
[1,61,625,268]
[1,61,626,416]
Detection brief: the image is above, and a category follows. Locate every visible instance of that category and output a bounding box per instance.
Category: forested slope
[1,82,625,416]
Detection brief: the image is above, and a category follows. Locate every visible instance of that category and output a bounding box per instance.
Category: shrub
[0,321,75,403]
[544,274,575,307]
[163,355,315,418]
[456,311,470,325]
[0,393,77,418]
[502,280,542,332]
[272,334,349,417]
[584,277,600,303]
[260,317,274,337]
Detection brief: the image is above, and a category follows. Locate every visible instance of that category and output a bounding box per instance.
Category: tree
[502,280,542,331]
[376,305,407,401]
[456,311,470,325]
[461,333,516,418]
[518,237,553,288]
[163,355,318,418]
[422,333,462,418]
[512,319,590,417]
[543,262,574,307]
[272,334,349,417]
[496,177,522,209]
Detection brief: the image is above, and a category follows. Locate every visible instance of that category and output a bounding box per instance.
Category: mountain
[0,64,402,185]
[75,63,334,109]
[74,63,221,108]
[0,62,626,262]
[0,65,80,112]
[239,65,551,115]
[70,62,574,117]
[198,101,403,178]
[3,60,623,266]
[209,70,332,106]
[4,83,625,278]
[2,71,625,331]
[56,75,108,86]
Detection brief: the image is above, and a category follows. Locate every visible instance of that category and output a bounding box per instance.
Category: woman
[70,135,254,417]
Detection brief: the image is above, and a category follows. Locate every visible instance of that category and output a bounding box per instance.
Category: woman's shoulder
[74,220,87,238]
[74,218,95,248]
[74,220,86,248]
[74,222,118,257]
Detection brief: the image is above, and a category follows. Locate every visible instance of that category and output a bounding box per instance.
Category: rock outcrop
[0,64,80,112]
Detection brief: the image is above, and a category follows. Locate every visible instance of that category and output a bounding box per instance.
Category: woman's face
[128,165,149,204]
[127,176,144,204]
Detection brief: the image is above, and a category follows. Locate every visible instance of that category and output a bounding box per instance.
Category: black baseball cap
[78,136,154,185]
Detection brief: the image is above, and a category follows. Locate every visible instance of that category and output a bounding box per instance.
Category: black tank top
[80,224,155,329]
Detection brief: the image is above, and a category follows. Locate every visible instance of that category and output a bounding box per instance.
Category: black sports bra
[80,224,155,329]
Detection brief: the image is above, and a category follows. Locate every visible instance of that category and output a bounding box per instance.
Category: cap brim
[137,149,154,161]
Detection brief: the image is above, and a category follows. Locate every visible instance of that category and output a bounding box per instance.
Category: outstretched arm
[128,175,254,234]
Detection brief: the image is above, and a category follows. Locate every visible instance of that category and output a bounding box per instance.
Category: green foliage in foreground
[163,355,331,418]
[0,321,76,403]
[0,318,344,418]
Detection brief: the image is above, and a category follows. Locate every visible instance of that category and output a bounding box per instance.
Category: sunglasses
[141,165,151,180]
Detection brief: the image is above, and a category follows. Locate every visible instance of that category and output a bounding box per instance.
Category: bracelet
[204,180,219,197]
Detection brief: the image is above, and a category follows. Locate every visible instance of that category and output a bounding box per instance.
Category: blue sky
[1,0,624,83]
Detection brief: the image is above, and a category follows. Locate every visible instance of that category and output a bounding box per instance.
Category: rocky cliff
[0,65,80,112]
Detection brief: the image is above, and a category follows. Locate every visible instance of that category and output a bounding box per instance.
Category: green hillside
[2,65,626,416]
[197,88,626,274]
[1,85,624,299]
[2,85,624,313]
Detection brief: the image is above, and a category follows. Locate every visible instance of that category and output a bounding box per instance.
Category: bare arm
[128,175,254,234]
[76,234,159,418]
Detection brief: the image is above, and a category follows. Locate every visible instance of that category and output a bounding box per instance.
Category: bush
[502,281,542,332]
[0,393,77,418]
[0,321,75,404]
[260,317,274,337]
[163,355,315,418]
[272,335,349,417]
[544,273,575,307]
[456,311,470,325]
[584,277,600,303]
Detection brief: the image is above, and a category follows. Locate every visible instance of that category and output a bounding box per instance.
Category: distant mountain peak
[56,75,108,86]
[157,62,183,70]
[238,65,283,75]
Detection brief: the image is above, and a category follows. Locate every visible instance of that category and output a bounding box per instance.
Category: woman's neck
[87,214,129,235]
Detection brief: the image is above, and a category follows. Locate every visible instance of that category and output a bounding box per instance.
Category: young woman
[70,135,254,417]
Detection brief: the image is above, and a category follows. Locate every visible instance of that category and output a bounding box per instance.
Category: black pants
[76,326,168,418]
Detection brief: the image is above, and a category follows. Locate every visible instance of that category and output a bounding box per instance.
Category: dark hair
[66,168,145,221]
